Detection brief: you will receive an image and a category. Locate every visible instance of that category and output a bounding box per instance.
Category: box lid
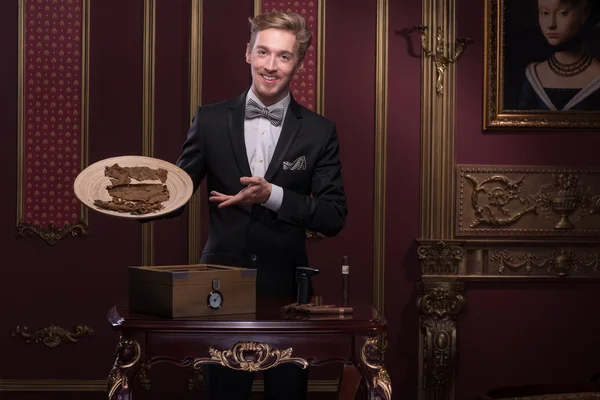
[128,264,257,286]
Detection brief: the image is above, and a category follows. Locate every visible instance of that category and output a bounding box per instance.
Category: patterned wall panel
[456,165,600,237]
[255,0,324,114]
[17,0,89,245]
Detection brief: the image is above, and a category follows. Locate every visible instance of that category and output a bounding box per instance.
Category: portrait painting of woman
[484,0,600,128]
[518,0,600,110]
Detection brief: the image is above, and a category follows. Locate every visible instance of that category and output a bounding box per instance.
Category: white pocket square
[283,156,306,171]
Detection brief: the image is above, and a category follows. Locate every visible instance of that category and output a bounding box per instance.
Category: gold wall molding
[374,0,389,320]
[11,324,93,348]
[188,0,203,264]
[141,0,156,266]
[17,0,90,244]
[193,342,309,371]
[457,166,600,237]
[418,0,459,398]
[419,0,457,241]
[418,282,464,400]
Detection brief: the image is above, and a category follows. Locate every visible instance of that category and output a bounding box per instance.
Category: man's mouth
[261,74,278,83]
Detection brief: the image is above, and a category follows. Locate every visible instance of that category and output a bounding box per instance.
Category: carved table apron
[106,301,391,400]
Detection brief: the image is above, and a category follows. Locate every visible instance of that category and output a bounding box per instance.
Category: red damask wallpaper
[22,0,84,228]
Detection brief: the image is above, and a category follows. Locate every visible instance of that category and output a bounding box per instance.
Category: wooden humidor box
[128,264,256,318]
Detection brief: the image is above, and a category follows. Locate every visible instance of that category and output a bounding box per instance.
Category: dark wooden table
[106,299,391,400]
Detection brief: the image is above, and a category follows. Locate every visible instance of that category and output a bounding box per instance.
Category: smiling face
[538,0,590,46]
[245,28,303,106]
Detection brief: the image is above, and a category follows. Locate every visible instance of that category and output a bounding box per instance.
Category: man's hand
[209,176,272,208]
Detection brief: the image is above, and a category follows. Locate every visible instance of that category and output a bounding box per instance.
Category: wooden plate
[73,155,193,219]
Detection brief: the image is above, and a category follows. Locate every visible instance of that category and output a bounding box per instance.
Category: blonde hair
[248,11,313,62]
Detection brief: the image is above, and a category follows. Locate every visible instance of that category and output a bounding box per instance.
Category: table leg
[357,337,392,400]
[337,364,362,400]
[107,334,142,400]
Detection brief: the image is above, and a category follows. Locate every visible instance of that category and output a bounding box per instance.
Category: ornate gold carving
[16,220,88,245]
[107,336,141,399]
[458,167,600,236]
[491,248,599,277]
[418,241,464,275]
[360,337,392,400]
[11,324,92,348]
[415,25,470,95]
[193,342,309,371]
[418,283,464,400]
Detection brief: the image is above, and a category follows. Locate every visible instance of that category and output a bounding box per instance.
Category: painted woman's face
[538,0,590,46]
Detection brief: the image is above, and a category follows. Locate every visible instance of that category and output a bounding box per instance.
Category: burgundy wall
[456,0,600,398]
[0,0,146,387]
[385,0,423,399]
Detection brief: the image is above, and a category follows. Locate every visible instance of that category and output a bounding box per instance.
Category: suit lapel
[227,92,252,178]
[265,98,302,182]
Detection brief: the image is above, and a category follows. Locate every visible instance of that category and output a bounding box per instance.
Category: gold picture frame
[483,0,600,130]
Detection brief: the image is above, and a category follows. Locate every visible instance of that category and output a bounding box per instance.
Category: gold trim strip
[0,379,338,392]
[188,0,203,264]
[316,0,325,115]
[142,0,156,266]
[254,0,261,16]
[17,0,24,224]
[373,0,388,315]
[17,0,90,230]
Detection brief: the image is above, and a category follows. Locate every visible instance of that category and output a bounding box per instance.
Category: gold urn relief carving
[360,336,392,400]
[491,248,599,277]
[11,324,93,348]
[193,342,309,372]
[458,167,600,236]
[418,241,464,275]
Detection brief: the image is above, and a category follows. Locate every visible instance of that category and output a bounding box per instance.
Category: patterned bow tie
[245,98,285,127]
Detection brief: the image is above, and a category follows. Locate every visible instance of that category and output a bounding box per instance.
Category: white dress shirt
[244,89,289,212]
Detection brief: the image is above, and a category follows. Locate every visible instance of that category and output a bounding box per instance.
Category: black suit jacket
[175,91,347,295]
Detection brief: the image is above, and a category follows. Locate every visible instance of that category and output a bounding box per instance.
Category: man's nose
[548,15,557,29]
[265,55,277,71]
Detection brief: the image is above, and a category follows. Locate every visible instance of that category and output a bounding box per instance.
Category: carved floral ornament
[417,284,463,400]
[193,342,309,372]
[360,337,392,400]
[491,248,599,277]
[458,168,600,235]
[11,324,93,348]
[418,241,464,275]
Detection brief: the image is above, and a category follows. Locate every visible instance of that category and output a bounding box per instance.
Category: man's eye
[257,50,266,55]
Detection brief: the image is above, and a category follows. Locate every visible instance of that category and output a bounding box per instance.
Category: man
[175,10,347,400]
